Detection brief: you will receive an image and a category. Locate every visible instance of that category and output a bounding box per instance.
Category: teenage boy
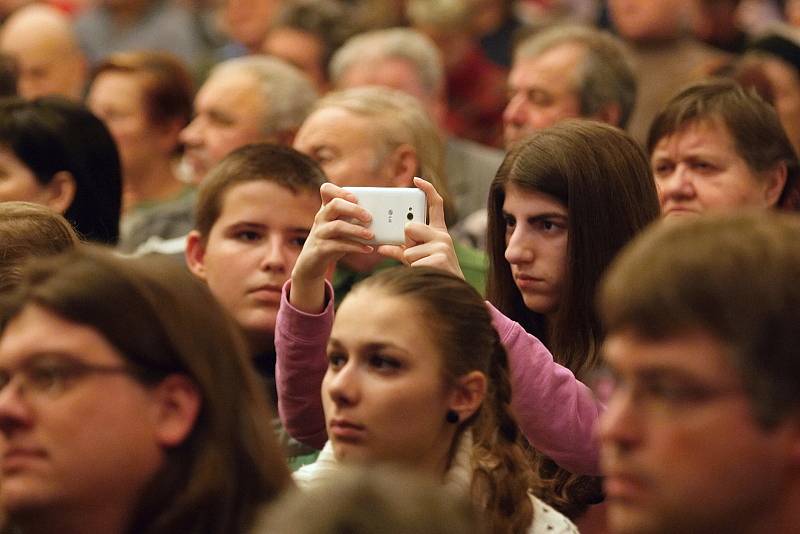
[185,143,325,461]
[598,212,800,534]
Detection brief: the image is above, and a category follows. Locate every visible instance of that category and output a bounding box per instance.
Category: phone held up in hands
[343,186,427,245]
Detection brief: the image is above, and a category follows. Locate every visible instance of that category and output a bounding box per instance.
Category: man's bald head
[0,4,86,100]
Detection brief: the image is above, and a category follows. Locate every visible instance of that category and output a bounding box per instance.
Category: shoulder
[528,495,580,534]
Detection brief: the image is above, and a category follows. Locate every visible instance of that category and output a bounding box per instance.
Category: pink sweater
[275,280,603,475]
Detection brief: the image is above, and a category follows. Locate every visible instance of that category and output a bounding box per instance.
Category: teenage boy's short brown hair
[194,143,326,242]
[599,212,800,426]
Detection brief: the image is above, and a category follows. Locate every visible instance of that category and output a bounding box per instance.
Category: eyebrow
[502,210,567,220]
[327,338,408,354]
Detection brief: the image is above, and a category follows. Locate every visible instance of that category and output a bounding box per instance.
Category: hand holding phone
[342,186,427,245]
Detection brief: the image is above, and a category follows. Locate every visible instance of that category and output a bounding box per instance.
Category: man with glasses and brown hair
[597,211,800,534]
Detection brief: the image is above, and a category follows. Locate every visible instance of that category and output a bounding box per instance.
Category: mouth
[603,470,650,502]
[248,284,283,302]
[2,447,47,472]
[328,419,366,442]
[513,273,546,288]
[662,205,700,217]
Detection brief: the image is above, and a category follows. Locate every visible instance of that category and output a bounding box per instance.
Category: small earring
[445,410,459,424]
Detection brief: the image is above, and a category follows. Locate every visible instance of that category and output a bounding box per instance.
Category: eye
[289,236,308,248]
[369,354,402,373]
[327,352,347,371]
[653,161,673,177]
[236,230,261,242]
[25,363,70,393]
[502,213,516,229]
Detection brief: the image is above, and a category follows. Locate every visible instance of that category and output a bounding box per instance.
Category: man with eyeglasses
[596,212,800,534]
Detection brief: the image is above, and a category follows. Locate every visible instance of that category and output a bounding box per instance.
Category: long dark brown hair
[487,119,659,379]
[354,267,534,534]
[1,246,292,534]
[485,120,659,516]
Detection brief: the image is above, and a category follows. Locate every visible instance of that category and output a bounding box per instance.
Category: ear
[185,230,208,280]
[448,370,487,423]
[762,162,788,207]
[43,170,76,214]
[591,103,622,128]
[151,374,202,448]
[386,143,418,188]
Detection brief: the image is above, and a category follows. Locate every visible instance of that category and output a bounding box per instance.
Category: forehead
[332,288,441,355]
[196,70,265,114]
[0,304,124,366]
[502,182,567,215]
[604,328,741,385]
[511,43,585,90]
[295,107,377,148]
[215,179,318,225]
[90,71,144,100]
[654,119,745,159]
[339,58,428,101]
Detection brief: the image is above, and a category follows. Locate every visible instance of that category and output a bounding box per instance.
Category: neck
[123,157,184,213]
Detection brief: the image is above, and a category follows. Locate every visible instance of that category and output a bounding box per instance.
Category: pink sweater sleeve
[274,280,332,450]
[490,304,603,475]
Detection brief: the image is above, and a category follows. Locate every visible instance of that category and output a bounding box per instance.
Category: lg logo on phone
[387,209,393,223]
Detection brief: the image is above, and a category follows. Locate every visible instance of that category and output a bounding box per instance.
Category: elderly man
[134,55,316,255]
[598,211,800,534]
[0,4,86,100]
[329,27,504,222]
[647,78,798,217]
[292,85,486,301]
[503,23,637,146]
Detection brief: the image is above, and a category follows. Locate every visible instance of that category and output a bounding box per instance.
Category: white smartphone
[343,186,427,245]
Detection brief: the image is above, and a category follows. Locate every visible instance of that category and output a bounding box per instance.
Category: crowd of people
[0,1,799,533]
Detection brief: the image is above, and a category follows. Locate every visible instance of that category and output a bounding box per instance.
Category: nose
[179,115,202,146]
[503,92,527,128]
[0,379,34,436]
[597,382,641,453]
[504,226,534,266]
[325,361,360,408]
[259,235,288,273]
[656,164,696,203]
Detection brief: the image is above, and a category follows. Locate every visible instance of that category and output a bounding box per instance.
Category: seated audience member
[293,86,486,297]
[406,0,507,148]
[257,465,485,534]
[648,78,799,216]
[0,4,86,100]
[136,56,316,256]
[0,201,78,293]
[607,0,727,143]
[222,0,282,56]
[262,0,350,94]
[278,120,658,510]
[503,24,636,147]
[736,31,800,155]
[0,97,122,244]
[181,56,317,185]
[329,27,504,222]
[185,143,325,460]
[87,51,195,253]
[292,266,578,533]
[460,23,636,249]
[0,246,291,534]
[598,211,800,534]
[74,0,209,75]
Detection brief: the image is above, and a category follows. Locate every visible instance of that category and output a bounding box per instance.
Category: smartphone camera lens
[407,212,414,220]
